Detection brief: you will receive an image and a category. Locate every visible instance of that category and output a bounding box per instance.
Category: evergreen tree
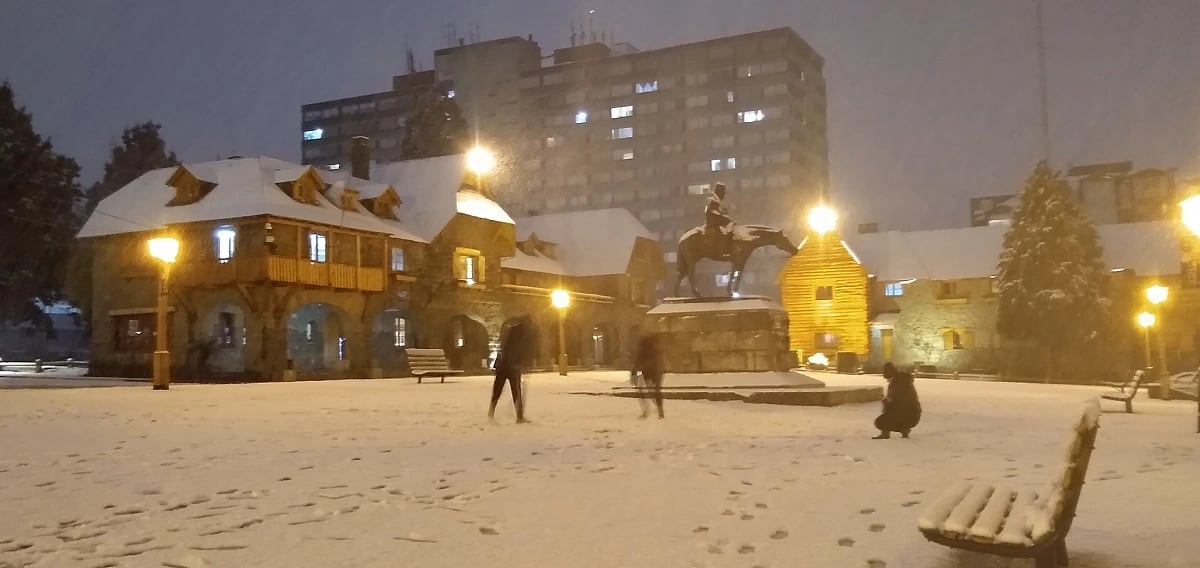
[67,122,178,328]
[0,82,81,332]
[399,89,469,160]
[996,161,1108,380]
[84,121,178,213]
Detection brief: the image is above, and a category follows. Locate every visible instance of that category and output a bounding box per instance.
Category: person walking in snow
[873,362,921,439]
[489,316,533,423]
[631,332,666,419]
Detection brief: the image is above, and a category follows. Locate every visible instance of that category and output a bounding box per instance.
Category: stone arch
[287,302,352,374]
[371,306,411,374]
[446,313,490,371]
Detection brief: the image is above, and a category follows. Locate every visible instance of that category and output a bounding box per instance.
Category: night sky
[2,0,1197,230]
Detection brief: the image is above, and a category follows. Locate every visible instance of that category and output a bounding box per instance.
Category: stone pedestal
[645,297,796,373]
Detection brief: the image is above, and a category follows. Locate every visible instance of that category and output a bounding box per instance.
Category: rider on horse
[704,182,734,258]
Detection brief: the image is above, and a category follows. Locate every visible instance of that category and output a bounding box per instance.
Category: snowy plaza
[1,372,1197,568]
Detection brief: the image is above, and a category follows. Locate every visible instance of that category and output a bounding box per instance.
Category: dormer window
[340,188,359,211]
[166,167,216,206]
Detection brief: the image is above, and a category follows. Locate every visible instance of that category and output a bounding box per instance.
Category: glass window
[738,109,766,123]
[215,226,236,263]
[727,157,737,170]
[614,149,634,160]
[308,232,327,263]
[711,159,723,172]
[885,282,903,296]
[635,81,659,93]
[610,105,634,119]
[687,183,711,195]
[302,128,324,141]
[391,247,405,271]
[611,127,634,139]
[815,333,839,349]
[393,317,407,347]
[815,285,833,300]
[575,110,589,124]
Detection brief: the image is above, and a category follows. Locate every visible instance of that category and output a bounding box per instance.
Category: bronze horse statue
[673,224,798,297]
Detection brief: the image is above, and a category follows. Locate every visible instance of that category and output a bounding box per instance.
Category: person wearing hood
[873,362,921,439]
[489,316,533,423]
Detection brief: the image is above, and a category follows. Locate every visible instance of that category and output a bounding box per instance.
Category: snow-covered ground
[1,372,1196,567]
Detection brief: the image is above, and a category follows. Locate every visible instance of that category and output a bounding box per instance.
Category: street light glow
[1181,194,1200,237]
[807,204,837,235]
[1145,284,1169,306]
[1137,311,1156,328]
[148,237,180,264]
[550,289,571,309]
[465,146,496,175]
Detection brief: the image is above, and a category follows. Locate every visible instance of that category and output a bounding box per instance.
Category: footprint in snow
[859,508,875,515]
[838,537,855,547]
[866,559,887,568]
[901,501,921,508]
[769,529,789,540]
[869,523,886,533]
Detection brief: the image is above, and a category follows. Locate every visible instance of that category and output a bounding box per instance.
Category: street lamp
[465,146,495,194]
[1182,194,1200,432]
[550,289,571,376]
[807,204,837,236]
[1145,285,1170,400]
[147,236,179,390]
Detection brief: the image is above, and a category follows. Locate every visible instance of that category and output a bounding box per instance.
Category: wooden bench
[404,348,464,384]
[917,398,1101,568]
[1100,369,1145,413]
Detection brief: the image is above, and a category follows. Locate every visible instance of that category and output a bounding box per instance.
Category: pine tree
[399,89,469,160]
[84,121,178,213]
[0,82,82,332]
[67,122,178,328]
[996,161,1108,380]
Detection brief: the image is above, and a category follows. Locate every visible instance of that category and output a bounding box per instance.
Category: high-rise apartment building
[301,28,828,298]
[506,28,828,297]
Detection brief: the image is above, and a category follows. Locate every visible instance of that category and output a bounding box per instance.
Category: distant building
[301,27,829,300]
[779,222,1199,377]
[969,194,1018,227]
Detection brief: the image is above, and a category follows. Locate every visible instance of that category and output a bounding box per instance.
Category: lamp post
[1136,311,1155,376]
[1145,285,1170,400]
[550,289,571,376]
[465,146,496,194]
[147,237,180,390]
[1180,194,1200,432]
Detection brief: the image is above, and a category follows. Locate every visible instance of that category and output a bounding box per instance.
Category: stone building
[780,221,1196,376]
[76,152,662,381]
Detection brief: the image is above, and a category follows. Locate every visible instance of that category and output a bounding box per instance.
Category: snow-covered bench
[1100,369,1145,413]
[917,398,1101,568]
[404,349,463,384]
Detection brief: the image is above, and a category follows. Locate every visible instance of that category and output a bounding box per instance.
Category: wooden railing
[173,256,384,292]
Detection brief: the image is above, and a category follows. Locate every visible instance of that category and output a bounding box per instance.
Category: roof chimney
[351,136,371,180]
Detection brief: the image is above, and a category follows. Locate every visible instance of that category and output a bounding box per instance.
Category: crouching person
[873,362,921,439]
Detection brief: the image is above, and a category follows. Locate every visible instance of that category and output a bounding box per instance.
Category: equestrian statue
[674,182,799,297]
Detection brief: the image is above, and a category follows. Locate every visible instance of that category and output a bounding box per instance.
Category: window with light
[610,105,633,119]
[885,282,904,297]
[308,232,327,263]
[393,317,407,347]
[815,285,833,300]
[611,127,634,139]
[391,247,405,271]
[738,110,765,123]
[635,81,658,93]
[575,110,588,124]
[303,128,324,141]
[215,226,236,263]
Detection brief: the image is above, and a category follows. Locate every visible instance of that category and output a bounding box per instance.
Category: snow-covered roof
[77,157,426,243]
[513,208,656,276]
[501,249,566,274]
[372,154,513,242]
[843,221,1181,281]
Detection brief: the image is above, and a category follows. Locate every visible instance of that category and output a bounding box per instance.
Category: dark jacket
[495,322,533,373]
[880,371,921,430]
[632,334,665,377]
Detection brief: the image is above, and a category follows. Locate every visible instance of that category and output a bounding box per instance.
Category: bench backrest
[1124,369,1145,391]
[1035,398,1101,542]
[405,348,453,371]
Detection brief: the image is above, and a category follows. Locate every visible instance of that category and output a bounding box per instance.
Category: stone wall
[645,300,793,373]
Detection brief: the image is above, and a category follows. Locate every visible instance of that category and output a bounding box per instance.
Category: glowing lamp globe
[550,289,571,309]
[1145,285,1168,306]
[807,204,837,235]
[1181,195,1200,237]
[147,237,180,264]
[465,147,496,175]
[1137,311,1156,328]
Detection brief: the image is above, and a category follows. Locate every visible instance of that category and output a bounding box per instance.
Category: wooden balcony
[173,255,385,292]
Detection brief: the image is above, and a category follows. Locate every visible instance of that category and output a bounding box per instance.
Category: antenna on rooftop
[570,20,576,47]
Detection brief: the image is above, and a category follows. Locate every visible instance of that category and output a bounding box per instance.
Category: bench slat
[995,489,1038,546]
[918,480,973,532]
[943,484,995,537]
[967,487,1015,543]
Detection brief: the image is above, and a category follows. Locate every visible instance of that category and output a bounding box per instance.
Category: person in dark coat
[490,316,533,423]
[873,362,921,439]
[631,332,666,419]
